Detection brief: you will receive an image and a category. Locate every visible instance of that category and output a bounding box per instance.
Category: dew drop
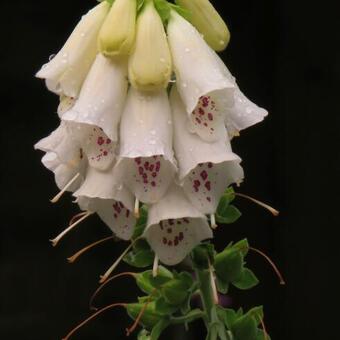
[185,48,190,53]
[150,130,156,136]
[182,82,187,88]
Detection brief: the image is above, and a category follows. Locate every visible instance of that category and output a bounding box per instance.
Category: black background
[1,0,339,339]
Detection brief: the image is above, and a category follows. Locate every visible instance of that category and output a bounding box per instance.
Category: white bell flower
[58,95,76,118]
[115,87,176,204]
[171,87,244,215]
[144,185,213,265]
[77,194,136,241]
[34,122,87,193]
[62,54,128,141]
[36,2,110,98]
[67,123,116,172]
[167,11,235,142]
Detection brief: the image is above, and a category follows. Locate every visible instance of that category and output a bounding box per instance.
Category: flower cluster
[35,0,267,266]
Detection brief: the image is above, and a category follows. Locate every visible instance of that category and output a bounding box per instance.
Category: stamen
[249,247,286,285]
[68,211,88,227]
[235,193,280,216]
[49,211,93,247]
[152,254,159,278]
[67,236,115,264]
[260,317,269,340]
[210,214,217,229]
[61,302,127,340]
[99,238,140,284]
[50,173,80,203]
[126,289,156,336]
[134,198,140,218]
[209,260,219,304]
[90,272,137,311]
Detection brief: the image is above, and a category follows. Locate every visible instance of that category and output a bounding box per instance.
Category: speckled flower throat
[35,0,282,339]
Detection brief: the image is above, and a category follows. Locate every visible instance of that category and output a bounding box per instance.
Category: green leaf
[136,267,174,294]
[124,248,154,268]
[161,279,189,306]
[231,315,258,340]
[150,318,171,340]
[154,297,178,315]
[216,204,242,224]
[191,243,215,270]
[256,329,271,340]
[232,268,259,290]
[222,308,239,329]
[214,248,244,283]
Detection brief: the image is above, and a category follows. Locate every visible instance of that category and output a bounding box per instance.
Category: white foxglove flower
[144,185,212,265]
[68,124,116,172]
[171,88,244,215]
[98,0,137,57]
[77,195,136,241]
[63,54,128,141]
[167,11,235,142]
[128,0,172,91]
[36,2,110,98]
[58,95,76,118]
[35,123,87,192]
[115,87,176,204]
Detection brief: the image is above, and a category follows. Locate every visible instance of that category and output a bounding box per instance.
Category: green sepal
[232,268,259,290]
[233,239,249,256]
[231,314,258,340]
[132,205,149,239]
[168,3,191,21]
[216,204,242,224]
[214,247,244,283]
[150,318,171,340]
[137,0,146,12]
[154,297,179,315]
[127,302,162,329]
[161,279,190,306]
[247,306,264,326]
[138,329,151,340]
[124,247,154,268]
[191,243,215,270]
[154,0,171,24]
[216,277,229,294]
[136,267,174,294]
[256,329,271,340]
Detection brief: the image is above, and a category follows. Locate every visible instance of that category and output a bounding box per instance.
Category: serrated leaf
[232,268,259,290]
[216,204,242,224]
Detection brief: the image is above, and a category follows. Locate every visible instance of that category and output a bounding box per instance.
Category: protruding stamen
[209,260,219,305]
[62,303,127,340]
[210,214,217,229]
[235,193,280,216]
[90,272,137,311]
[134,198,140,218]
[67,236,115,264]
[50,173,80,203]
[260,317,269,340]
[249,247,286,285]
[152,254,159,278]
[126,289,156,336]
[99,238,140,284]
[68,211,89,227]
[50,211,93,247]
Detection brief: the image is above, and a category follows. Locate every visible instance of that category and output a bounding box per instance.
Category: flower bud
[128,0,172,91]
[175,0,230,51]
[98,0,137,57]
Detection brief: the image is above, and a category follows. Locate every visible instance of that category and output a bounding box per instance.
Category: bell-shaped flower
[36,2,110,98]
[218,63,269,138]
[34,122,87,192]
[144,185,212,265]
[67,123,116,172]
[75,169,136,241]
[167,11,235,142]
[171,87,244,215]
[128,0,172,91]
[98,0,137,57]
[58,95,76,118]
[114,87,176,204]
[175,0,230,51]
[62,54,128,141]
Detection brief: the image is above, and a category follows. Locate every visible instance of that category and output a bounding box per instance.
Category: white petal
[171,87,244,214]
[36,2,110,97]
[74,166,133,207]
[58,95,76,118]
[167,11,235,141]
[54,164,85,191]
[144,185,212,265]
[115,87,176,203]
[215,62,268,137]
[68,124,116,171]
[62,54,128,141]
[76,197,135,241]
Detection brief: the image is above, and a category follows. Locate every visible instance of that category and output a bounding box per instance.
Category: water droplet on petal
[185,48,190,53]
[182,82,187,88]
[150,130,156,136]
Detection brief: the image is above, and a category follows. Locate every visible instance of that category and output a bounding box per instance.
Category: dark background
[1,0,339,339]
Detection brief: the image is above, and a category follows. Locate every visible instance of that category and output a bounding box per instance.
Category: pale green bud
[98,0,137,57]
[128,0,172,91]
[175,0,230,51]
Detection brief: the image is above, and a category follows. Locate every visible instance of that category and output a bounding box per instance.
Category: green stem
[195,268,215,324]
